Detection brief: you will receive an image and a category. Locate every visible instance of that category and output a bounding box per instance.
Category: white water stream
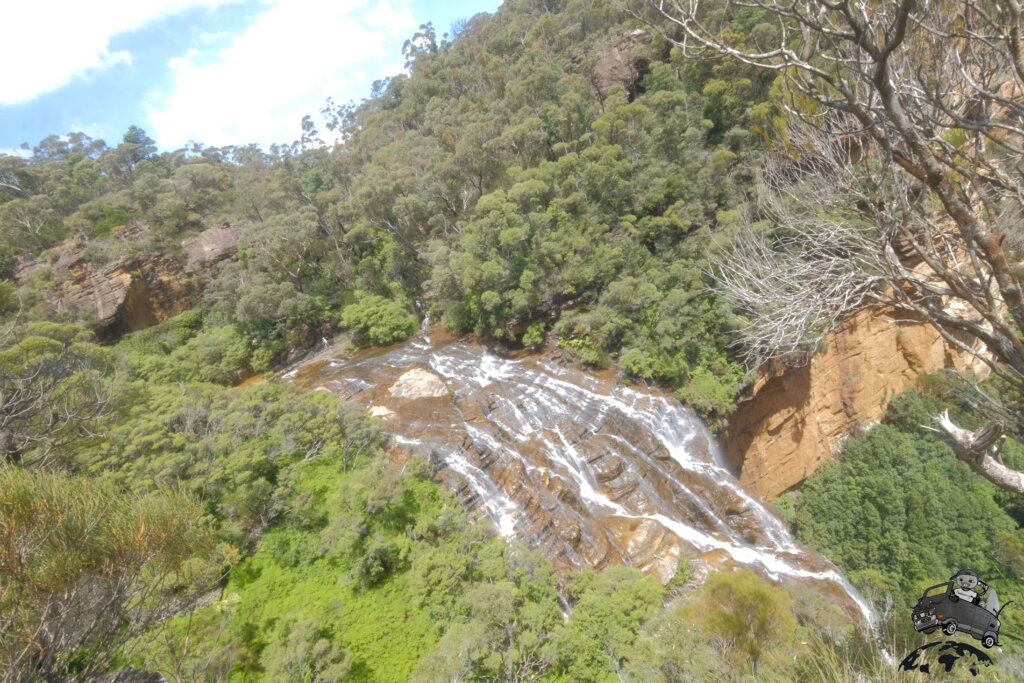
[287,330,881,633]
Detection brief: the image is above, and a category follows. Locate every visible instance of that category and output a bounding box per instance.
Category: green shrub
[522,322,546,348]
[557,335,611,367]
[689,569,797,675]
[340,294,418,347]
[0,280,16,314]
[117,311,263,385]
[675,367,744,428]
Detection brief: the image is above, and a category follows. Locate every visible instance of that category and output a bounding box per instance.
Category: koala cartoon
[951,568,1000,614]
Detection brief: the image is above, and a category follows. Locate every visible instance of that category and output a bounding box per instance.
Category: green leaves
[261,618,353,682]
[696,569,797,674]
[340,294,418,347]
[0,467,208,679]
[0,323,116,466]
[554,566,663,681]
[78,381,382,548]
[780,408,1024,600]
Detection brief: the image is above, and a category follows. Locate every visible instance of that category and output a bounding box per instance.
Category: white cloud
[0,1,238,105]
[146,0,416,149]
[0,147,31,159]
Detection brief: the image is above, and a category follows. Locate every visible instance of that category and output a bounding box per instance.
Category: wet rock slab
[284,328,875,626]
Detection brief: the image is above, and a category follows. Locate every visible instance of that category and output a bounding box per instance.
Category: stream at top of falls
[284,325,879,633]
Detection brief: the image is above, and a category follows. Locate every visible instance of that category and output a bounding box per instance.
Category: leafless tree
[710,121,891,367]
[651,0,1024,493]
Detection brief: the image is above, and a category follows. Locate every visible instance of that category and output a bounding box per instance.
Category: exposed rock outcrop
[281,329,876,626]
[722,307,979,499]
[389,367,449,399]
[591,29,650,101]
[182,223,243,271]
[15,222,240,338]
[50,254,191,337]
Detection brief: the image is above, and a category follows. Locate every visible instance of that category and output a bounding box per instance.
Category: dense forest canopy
[1,0,776,426]
[4,0,1024,679]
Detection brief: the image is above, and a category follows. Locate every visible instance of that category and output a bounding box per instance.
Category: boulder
[389,368,449,399]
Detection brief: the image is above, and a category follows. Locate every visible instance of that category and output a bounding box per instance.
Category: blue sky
[0,0,500,153]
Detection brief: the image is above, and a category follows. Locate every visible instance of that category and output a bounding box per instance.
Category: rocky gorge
[284,324,878,627]
[12,220,971,629]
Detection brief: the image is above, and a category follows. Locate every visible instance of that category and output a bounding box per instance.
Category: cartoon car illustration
[911,581,1009,648]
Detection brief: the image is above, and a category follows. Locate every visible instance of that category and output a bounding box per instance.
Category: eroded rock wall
[15,222,241,338]
[722,307,976,499]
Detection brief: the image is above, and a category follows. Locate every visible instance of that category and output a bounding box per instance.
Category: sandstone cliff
[15,222,241,338]
[722,307,978,499]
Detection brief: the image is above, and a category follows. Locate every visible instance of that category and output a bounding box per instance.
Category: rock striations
[14,222,241,338]
[722,306,981,499]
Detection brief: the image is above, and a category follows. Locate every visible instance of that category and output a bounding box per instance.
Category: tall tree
[653,0,1024,494]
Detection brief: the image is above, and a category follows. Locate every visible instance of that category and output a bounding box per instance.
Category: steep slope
[723,307,981,498]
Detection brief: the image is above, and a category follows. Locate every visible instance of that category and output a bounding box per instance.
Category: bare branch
[933,410,1024,495]
[651,0,1024,495]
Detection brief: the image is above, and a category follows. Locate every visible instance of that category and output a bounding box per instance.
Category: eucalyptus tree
[653,0,1024,493]
[0,323,117,467]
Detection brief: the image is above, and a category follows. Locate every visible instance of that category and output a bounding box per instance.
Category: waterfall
[284,328,880,631]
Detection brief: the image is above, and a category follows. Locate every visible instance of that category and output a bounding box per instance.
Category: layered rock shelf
[14,222,241,337]
[285,326,877,626]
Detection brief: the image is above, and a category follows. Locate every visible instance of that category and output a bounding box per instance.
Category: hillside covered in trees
[2,0,772,427]
[5,0,1024,680]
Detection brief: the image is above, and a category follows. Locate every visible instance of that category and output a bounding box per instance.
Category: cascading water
[286,327,879,630]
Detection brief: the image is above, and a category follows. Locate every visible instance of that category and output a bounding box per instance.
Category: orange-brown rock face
[181,223,243,271]
[52,254,193,337]
[15,222,240,338]
[284,327,878,627]
[723,307,975,499]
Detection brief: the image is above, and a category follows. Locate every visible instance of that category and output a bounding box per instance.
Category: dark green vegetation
[0,0,776,426]
[777,373,1024,665]
[4,0,1024,680]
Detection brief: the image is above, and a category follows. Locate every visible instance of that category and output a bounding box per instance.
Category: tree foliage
[340,294,418,347]
[778,381,1024,600]
[657,0,1024,488]
[0,467,208,681]
[0,322,116,466]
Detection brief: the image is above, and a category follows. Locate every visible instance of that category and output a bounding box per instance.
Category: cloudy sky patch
[147,1,416,148]
[0,1,237,105]
[0,0,498,151]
